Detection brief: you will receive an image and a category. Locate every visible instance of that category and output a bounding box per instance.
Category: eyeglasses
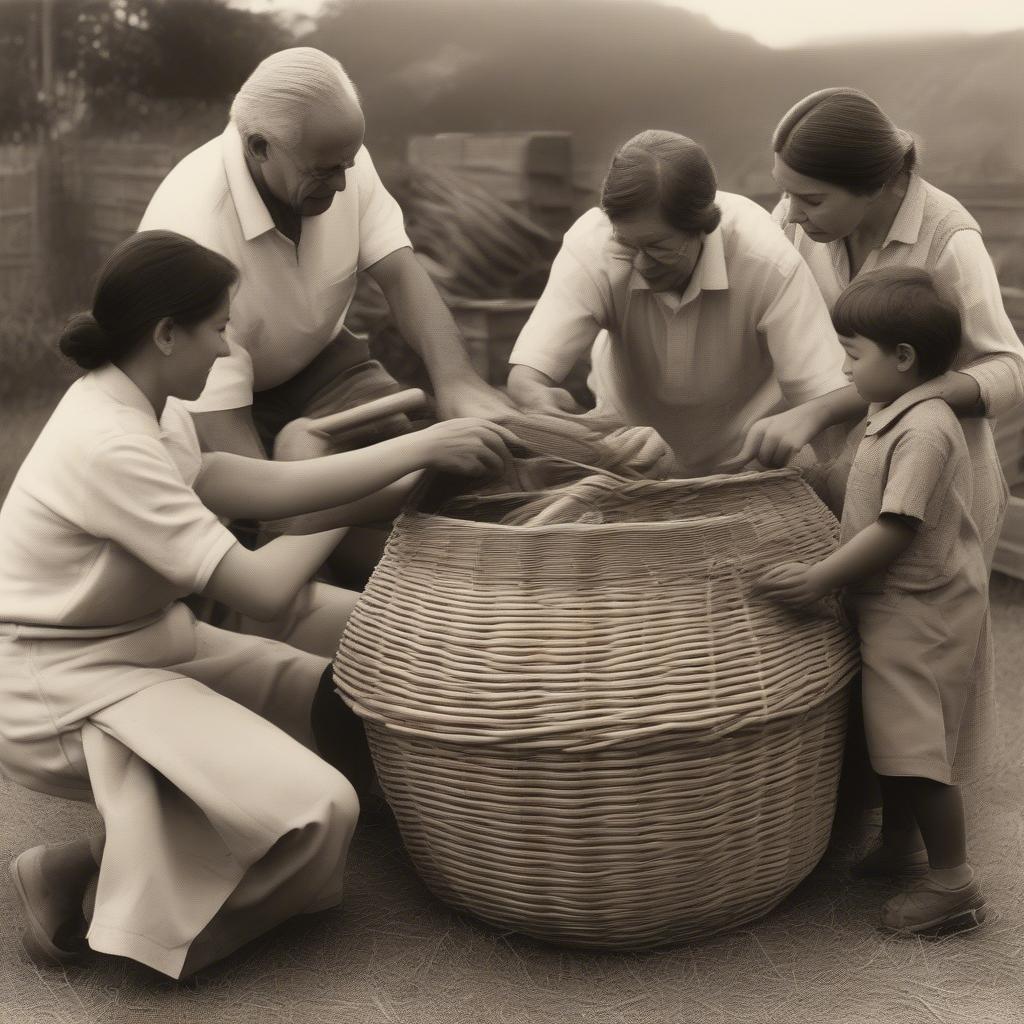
[610,231,702,265]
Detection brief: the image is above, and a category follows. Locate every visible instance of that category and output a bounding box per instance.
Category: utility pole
[37,0,56,307]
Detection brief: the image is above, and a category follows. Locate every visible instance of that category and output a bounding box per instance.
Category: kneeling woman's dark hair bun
[58,230,238,370]
[59,312,122,370]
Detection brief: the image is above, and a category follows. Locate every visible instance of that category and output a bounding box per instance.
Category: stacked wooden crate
[406,131,588,397]
[992,286,1024,579]
[407,131,575,235]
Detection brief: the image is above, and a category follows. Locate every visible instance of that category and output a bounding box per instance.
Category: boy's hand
[753,562,830,607]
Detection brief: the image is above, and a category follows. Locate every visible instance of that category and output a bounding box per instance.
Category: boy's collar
[864,377,947,436]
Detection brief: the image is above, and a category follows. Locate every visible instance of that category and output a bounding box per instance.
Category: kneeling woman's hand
[414,418,520,477]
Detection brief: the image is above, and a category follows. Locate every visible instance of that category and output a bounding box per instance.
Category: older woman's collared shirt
[773,175,1024,418]
[139,123,411,413]
[509,194,847,476]
[0,366,236,634]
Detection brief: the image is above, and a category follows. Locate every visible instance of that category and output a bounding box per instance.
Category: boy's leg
[904,777,967,871]
[851,775,928,879]
[879,776,925,854]
[878,776,985,933]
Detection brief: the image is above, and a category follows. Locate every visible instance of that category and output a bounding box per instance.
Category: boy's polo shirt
[140,123,412,412]
[0,366,236,634]
[841,390,985,595]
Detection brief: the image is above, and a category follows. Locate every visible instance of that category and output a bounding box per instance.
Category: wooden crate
[408,132,575,233]
[450,297,592,406]
[450,298,537,386]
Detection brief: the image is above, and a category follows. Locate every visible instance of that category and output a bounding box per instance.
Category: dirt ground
[2,574,1023,1024]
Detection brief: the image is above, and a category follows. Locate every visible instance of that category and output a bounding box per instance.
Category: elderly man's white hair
[231,47,361,151]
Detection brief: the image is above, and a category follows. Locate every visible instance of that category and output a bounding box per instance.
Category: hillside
[306,0,1024,194]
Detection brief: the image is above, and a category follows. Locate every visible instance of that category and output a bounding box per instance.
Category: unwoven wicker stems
[334,469,860,949]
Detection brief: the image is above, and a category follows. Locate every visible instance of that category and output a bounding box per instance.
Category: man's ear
[245,133,270,164]
[153,317,175,357]
[895,342,918,373]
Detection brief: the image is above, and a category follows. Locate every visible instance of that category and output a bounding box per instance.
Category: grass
[0,300,79,496]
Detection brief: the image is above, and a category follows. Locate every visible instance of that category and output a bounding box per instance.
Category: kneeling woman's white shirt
[0,364,236,635]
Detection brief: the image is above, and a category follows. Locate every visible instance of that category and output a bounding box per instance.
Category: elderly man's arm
[366,247,513,420]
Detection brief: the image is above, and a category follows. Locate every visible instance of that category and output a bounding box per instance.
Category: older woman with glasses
[507,130,853,476]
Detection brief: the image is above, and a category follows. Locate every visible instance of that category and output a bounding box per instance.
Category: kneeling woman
[0,231,511,978]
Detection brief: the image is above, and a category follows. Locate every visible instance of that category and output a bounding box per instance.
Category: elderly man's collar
[222,123,279,242]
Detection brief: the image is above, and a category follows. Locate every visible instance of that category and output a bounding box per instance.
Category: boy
[755,266,993,934]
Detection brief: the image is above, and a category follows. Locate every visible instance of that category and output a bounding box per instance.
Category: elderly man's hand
[506,365,587,416]
[435,378,516,422]
[753,562,829,607]
[722,404,827,472]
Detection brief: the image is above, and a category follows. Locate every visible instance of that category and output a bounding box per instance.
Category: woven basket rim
[414,467,805,534]
[337,463,856,750]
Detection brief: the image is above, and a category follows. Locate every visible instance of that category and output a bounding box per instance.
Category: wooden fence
[0,144,42,304]
[58,140,183,261]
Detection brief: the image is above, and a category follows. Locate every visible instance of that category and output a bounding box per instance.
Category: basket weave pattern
[334,469,859,948]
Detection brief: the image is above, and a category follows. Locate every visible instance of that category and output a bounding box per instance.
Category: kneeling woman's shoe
[9,847,89,966]
[880,874,987,935]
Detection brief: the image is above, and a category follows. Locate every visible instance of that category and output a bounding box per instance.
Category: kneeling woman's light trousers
[0,592,358,978]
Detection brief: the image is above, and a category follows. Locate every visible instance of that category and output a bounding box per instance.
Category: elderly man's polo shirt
[510,193,847,476]
[140,123,412,412]
[0,366,236,634]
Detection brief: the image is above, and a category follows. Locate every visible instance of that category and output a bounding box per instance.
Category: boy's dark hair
[831,267,961,379]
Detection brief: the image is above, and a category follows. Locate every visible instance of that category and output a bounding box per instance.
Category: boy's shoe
[851,842,929,880]
[880,875,987,935]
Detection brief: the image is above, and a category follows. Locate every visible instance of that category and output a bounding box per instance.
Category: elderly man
[141,47,509,465]
[507,130,866,477]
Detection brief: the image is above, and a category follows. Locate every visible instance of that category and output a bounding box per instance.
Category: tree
[0,0,290,142]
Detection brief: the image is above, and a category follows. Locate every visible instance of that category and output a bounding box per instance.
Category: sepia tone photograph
[0,1,1022,1021]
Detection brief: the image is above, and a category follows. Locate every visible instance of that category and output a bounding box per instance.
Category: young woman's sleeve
[73,435,237,592]
[936,230,1024,418]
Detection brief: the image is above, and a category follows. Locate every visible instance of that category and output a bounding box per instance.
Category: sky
[234,0,1024,48]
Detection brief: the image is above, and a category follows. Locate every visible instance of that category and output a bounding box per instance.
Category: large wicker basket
[334,468,859,949]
